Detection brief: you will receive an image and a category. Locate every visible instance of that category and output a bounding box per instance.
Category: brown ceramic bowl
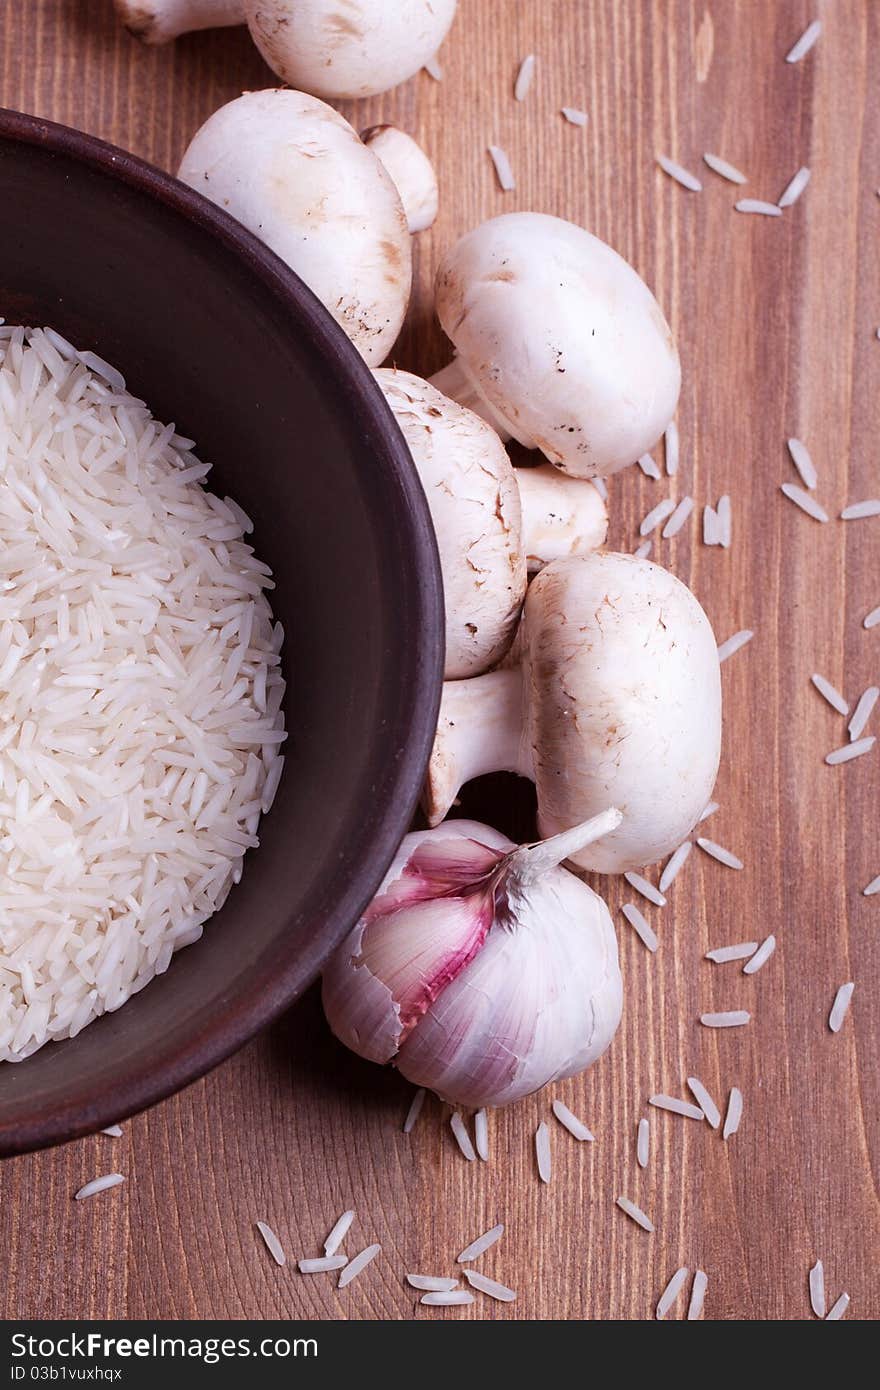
[0,108,443,1155]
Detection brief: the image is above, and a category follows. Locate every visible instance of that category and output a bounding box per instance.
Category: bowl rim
[0,106,444,1154]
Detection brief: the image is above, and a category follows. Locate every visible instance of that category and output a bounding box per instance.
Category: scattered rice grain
[717,494,732,547]
[841,499,880,520]
[421,1290,474,1306]
[621,902,658,952]
[407,1274,459,1291]
[703,152,747,184]
[488,145,515,191]
[811,673,849,716]
[634,539,653,559]
[826,1292,850,1320]
[703,504,720,545]
[701,1011,751,1028]
[457,1223,504,1263]
[639,497,676,536]
[809,1260,826,1318]
[450,1111,476,1161]
[781,483,829,521]
[464,1269,517,1303]
[864,605,880,630]
[423,55,443,80]
[787,438,818,489]
[75,1173,124,1201]
[863,873,880,896]
[706,942,758,963]
[656,1266,689,1319]
[696,837,743,869]
[662,495,694,538]
[829,982,854,1033]
[778,166,811,207]
[637,1117,650,1168]
[649,1093,705,1121]
[735,199,783,216]
[338,1244,380,1289]
[551,1099,594,1141]
[100,1125,123,1138]
[561,107,588,126]
[256,1221,286,1267]
[474,1108,489,1161]
[665,421,679,476]
[786,19,821,63]
[848,686,879,741]
[717,630,753,662]
[535,1121,551,1182]
[638,453,661,479]
[688,1269,708,1319]
[686,1076,721,1128]
[657,156,702,191]
[324,1210,355,1257]
[616,1195,654,1233]
[699,801,720,822]
[514,54,536,101]
[723,1087,743,1138]
[659,841,693,893]
[623,871,666,906]
[825,737,875,765]
[743,934,776,975]
[404,1087,426,1134]
[298,1255,348,1274]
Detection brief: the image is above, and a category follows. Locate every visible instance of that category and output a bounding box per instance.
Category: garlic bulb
[322,809,623,1109]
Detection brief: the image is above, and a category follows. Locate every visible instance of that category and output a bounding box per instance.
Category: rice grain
[743,934,776,975]
[688,1270,708,1319]
[407,1275,459,1291]
[75,1174,124,1201]
[298,1255,348,1274]
[421,1290,474,1306]
[665,421,680,476]
[786,20,822,63]
[787,438,818,489]
[474,1108,489,1161]
[809,1260,826,1318]
[639,497,676,536]
[696,837,743,870]
[717,630,753,662]
[778,166,811,207]
[638,453,661,479]
[863,874,880,896]
[656,1267,689,1319]
[659,841,693,893]
[514,54,536,101]
[457,1223,504,1263]
[703,152,747,184]
[735,199,783,217]
[100,1125,124,1138]
[723,1087,743,1139]
[623,871,666,906]
[338,1244,381,1289]
[864,605,880,629]
[781,483,829,521]
[324,1210,355,1257]
[464,1269,517,1303]
[450,1112,476,1161]
[404,1087,426,1134]
[657,156,702,191]
[621,902,658,952]
[811,673,849,716]
[637,1117,650,1168]
[700,1011,751,1028]
[649,1094,705,1121]
[706,942,758,963]
[561,107,589,126]
[256,1221,286,1267]
[825,737,875,765]
[686,1076,721,1128]
[535,1121,551,1182]
[616,1195,654,1233]
[841,499,880,520]
[488,145,515,191]
[829,982,854,1033]
[826,1293,850,1320]
[848,687,879,741]
[552,1099,594,1141]
[662,496,693,538]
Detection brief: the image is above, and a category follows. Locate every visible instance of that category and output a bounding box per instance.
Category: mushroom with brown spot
[376,370,607,678]
[114,1,457,99]
[430,212,681,479]
[425,551,722,872]
[177,89,411,366]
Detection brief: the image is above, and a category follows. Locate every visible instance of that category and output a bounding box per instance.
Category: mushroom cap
[177,89,411,365]
[376,369,526,679]
[361,126,439,233]
[435,212,681,478]
[520,552,721,871]
[243,0,457,99]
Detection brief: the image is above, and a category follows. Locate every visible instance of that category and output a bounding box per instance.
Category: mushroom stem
[504,808,623,887]
[114,0,244,43]
[424,668,531,826]
[516,465,608,571]
[361,127,439,234]
[429,358,511,441]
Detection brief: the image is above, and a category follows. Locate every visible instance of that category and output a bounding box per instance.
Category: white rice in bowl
[0,324,286,1061]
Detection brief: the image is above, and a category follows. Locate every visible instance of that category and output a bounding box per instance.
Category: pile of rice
[0,324,285,1061]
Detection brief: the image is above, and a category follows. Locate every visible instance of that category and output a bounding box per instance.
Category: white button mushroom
[424,552,722,873]
[115,1,458,100]
[376,370,608,679]
[177,90,411,366]
[431,212,681,479]
[361,127,438,234]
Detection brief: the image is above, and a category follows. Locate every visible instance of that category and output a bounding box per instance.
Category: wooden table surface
[1,0,878,1321]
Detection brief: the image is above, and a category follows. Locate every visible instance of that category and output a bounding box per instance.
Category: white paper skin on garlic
[424,552,722,873]
[321,810,623,1110]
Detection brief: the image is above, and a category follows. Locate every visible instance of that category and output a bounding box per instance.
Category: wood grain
[1,0,878,1321]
